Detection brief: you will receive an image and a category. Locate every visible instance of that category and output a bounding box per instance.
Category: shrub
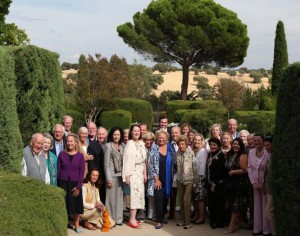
[249,71,263,83]
[272,62,300,235]
[0,171,67,235]
[14,45,65,143]
[99,109,132,130]
[234,110,275,135]
[227,70,237,76]
[106,98,153,129]
[0,47,23,173]
[166,100,224,122]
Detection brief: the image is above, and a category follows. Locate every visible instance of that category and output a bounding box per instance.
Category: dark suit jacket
[87,141,106,202]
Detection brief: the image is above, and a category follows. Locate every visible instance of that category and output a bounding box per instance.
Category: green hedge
[235,110,275,135]
[272,62,300,235]
[0,47,23,173]
[166,100,224,122]
[14,45,65,143]
[105,98,153,129]
[99,109,132,130]
[0,171,67,235]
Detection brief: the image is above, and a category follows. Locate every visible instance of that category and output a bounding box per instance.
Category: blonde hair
[142,131,156,141]
[177,135,188,145]
[43,133,54,147]
[209,124,222,138]
[66,133,80,152]
[155,129,170,140]
[194,133,205,148]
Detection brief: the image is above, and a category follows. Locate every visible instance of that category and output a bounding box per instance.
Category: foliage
[214,78,245,117]
[14,45,64,143]
[174,106,227,137]
[105,98,153,129]
[117,0,249,99]
[0,0,30,46]
[272,62,300,235]
[271,20,288,96]
[152,63,177,73]
[234,110,275,135]
[227,70,237,76]
[61,62,79,70]
[0,47,23,173]
[193,75,213,100]
[249,71,263,83]
[166,100,224,122]
[0,171,67,235]
[99,109,132,130]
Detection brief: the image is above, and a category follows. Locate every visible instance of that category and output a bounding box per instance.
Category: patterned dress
[130,142,146,209]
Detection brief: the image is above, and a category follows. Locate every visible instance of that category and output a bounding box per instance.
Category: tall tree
[117,0,249,100]
[272,62,300,235]
[271,20,288,95]
[0,0,30,46]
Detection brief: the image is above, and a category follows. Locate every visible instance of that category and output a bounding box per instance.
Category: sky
[6,0,300,69]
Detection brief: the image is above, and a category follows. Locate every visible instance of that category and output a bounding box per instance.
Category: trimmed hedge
[106,98,153,129]
[0,171,67,235]
[235,110,275,135]
[14,45,65,143]
[166,100,224,122]
[0,47,23,172]
[272,62,300,234]
[99,109,132,130]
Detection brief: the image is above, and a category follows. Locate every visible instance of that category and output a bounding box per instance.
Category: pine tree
[272,62,300,234]
[271,20,288,95]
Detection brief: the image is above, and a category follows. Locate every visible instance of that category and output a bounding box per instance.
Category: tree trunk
[181,62,189,100]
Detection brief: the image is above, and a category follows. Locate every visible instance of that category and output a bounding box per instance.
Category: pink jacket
[247,148,270,185]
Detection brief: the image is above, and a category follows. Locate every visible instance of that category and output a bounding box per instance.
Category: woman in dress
[206,137,226,229]
[104,127,124,226]
[221,132,232,155]
[224,138,248,234]
[192,134,207,224]
[248,134,271,235]
[81,168,115,230]
[176,135,198,229]
[78,127,94,176]
[43,133,57,186]
[147,130,172,229]
[57,133,85,233]
[122,124,147,229]
[205,124,222,152]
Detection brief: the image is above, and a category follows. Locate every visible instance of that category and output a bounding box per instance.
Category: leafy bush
[234,110,275,135]
[152,63,177,73]
[0,47,23,173]
[0,171,67,235]
[166,100,224,122]
[106,98,153,129]
[14,45,65,143]
[99,109,132,130]
[227,70,237,76]
[61,62,79,70]
[249,71,263,83]
[238,67,249,73]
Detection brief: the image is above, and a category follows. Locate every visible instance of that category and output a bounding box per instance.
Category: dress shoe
[128,222,141,229]
[155,223,162,229]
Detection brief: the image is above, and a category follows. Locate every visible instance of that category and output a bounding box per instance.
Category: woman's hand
[107,181,113,189]
[210,185,216,193]
[72,187,80,197]
[228,170,234,176]
[96,201,105,211]
[87,154,94,160]
[125,176,130,185]
[155,179,162,190]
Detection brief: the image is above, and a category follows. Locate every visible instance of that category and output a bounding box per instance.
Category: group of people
[21,115,276,235]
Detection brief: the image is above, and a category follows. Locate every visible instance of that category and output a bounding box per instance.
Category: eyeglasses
[54,131,63,134]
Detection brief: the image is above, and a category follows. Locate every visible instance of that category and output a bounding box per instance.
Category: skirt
[58,179,83,215]
[192,178,207,201]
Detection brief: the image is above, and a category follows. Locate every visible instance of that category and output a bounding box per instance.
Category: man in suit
[227,118,239,139]
[167,126,181,220]
[22,133,50,184]
[50,124,66,156]
[87,127,106,203]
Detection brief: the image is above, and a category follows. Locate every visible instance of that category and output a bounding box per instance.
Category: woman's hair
[193,133,205,148]
[123,129,129,135]
[129,124,141,140]
[208,137,222,148]
[181,122,191,131]
[142,131,156,141]
[66,133,80,152]
[227,137,245,157]
[155,129,170,140]
[107,126,123,144]
[209,124,222,138]
[177,135,189,145]
[238,129,249,137]
[78,126,88,135]
[43,133,54,147]
[221,131,233,142]
[83,168,102,188]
